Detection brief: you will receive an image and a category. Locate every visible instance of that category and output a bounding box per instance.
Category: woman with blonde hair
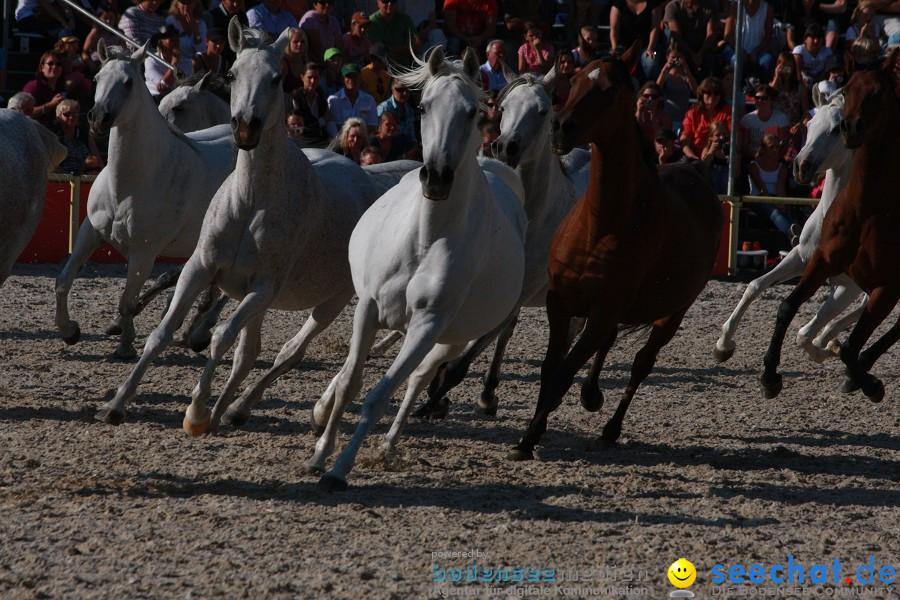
[281,28,310,95]
[167,0,207,60]
[328,117,368,164]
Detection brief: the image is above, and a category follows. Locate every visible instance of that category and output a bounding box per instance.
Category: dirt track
[0,263,897,599]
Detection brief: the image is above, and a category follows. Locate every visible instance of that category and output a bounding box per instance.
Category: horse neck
[517,133,567,221]
[235,107,294,198]
[847,99,900,200]
[209,93,232,123]
[818,150,854,212]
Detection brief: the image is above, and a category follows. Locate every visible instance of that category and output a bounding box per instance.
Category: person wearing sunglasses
[367,0,421,67]
[53,99,104,175]
[300,0,344,63]
[23,51,67,126]
[635,81,672,144]
[738,84,790,161]
[377,78,420,143]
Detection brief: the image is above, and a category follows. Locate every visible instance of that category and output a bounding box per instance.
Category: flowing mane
[394,49,488,107]
[175,71,232,103]
[495,74,545,108]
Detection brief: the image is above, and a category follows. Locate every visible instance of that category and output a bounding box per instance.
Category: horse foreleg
[184,283,275,435]
[216,287,353,429]
[601,310,687,446]
[837,287,899,403]
[370,330,403,356]
[55,219,104,345]
[797,282,864,363]
[96,258,216,425]
[382,342,466,466]
[715,248,806,362]
[182,287,227,353]
[113,254,158,359]
[307,298,380,477]
[479,313,520,415]
[815,293,867,357]
[761,251,834,399]
[579,329,618,412]
[109,267,182,335]
[321,311,447,491]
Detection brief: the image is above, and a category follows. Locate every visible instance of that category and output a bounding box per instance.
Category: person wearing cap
[652,128,685,164]
[192,26,229,74]
[119,0,167,46]
[367,0,420,66]
[53,35,93,104]
[321,47,345,95]
[343,11,373,68]
[739,84,790,158]
[247,0,297,40]
[145,25,190,98]
[300,0,344,63]
[360,43,392,103]
[202,0,248,64]
[326,62,378,137]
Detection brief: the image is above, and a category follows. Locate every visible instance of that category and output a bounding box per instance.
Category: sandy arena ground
[0,263,897,599]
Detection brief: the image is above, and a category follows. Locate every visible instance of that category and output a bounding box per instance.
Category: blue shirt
[479,61,508,91]
[378,95,419,143]
[327,88,379,136]
[247,4,297,38]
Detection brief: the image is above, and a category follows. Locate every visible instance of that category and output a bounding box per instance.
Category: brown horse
[508,45,723,461]
[760,49,900,402]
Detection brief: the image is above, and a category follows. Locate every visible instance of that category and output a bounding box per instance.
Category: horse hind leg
[113,254,159,359]
[479,314,520,416]
[182,286,227,353]
[796,283,863,363]
[107,268,182,335]
[841,321,900,394]
[55,219,104,345]
[579,329,618,412]
[600,310,686,447]
[837,289,899,403]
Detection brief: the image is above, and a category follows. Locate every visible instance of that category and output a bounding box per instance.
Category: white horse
[0,110,67,286]
[54,41,236,361]
[414,73,590,419]
[713,90,866,364]
[308,47,527,492]
[96,22,379,430]
[158,71,232,133]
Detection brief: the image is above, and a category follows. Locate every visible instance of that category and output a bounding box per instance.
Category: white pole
[727,0,745,197]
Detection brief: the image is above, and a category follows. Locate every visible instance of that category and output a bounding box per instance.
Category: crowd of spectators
[7,0,900,225]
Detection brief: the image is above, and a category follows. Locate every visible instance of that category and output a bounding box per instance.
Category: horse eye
[538,108,548,117]
[225,71,235,81]
[418,104,427,115]
[468,107,477,119]
[124,79,133,87]
[272,74,282,86]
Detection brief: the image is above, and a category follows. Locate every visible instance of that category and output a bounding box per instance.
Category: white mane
[394,50,488,107]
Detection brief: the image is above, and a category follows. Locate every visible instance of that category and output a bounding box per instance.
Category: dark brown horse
[760,49,900,402]
[508,45,723,461]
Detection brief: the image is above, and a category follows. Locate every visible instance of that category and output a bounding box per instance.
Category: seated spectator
[635,81,672,144]
[14,0,75,42]
[290,63,331,146]
[479,89,501,127]
[748,132,801,245]
[300,0,343,63]
[368,111,417,160]
[119,0,167,46]
[518,24,554,75]
[609,0,666,81]
[552,50,576,109]
[653,127,685,164]
[478,120,499,157]
[54,99,104,174]
[563,0,598,50]
[343,11,372,68]
[679,76,731,160]
[283,0,310,21]
[739,84,791,160]
[168,0,207,66]
[321,47,345,95]
[819,0,852,50]
[360,43,392,103]
[280,27,309,94]
[655,43,696,125]
[8,92,36,117]
[367,0,420,67]
[572,25,601,68]
[479,40,509,91]
[770,50,808,126]
[793,23,834,90]
[845,1,881,44]
[23,51,66,127]
[442,0,498,57]
[845,35,881,72]
[286,111,305,140]
[722,0,774,82]
[401,0,436,43]
[83,6,125,71]
[701,119,730,194]
[144,25,188,98]
[248,0,298,41]
[378,78,419,142]
[192,26,230,75]
[663,0,718,79]
[54,36,93,104]
[360,145,384,165]
[328,116,368,162]
[327,62,378,137]
[202,0,248,66]
[503,0,548,38]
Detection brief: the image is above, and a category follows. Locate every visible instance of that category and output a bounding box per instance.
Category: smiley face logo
[668,559,696,588]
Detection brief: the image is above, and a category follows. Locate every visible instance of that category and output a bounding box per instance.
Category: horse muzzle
[87,108,113,137]
[549,116,578,155]
[492,138,521,169]
[839,117,864,149]
[793,159,814,185]
[419,164,454,201]
[231,116,262,150]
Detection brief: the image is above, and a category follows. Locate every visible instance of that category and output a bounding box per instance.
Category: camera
[721,141,730,153]
[671,58,682,67]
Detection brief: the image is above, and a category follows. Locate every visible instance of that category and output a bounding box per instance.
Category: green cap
[323,47,342,61]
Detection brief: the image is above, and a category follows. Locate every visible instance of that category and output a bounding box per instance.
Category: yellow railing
[47,173,97,253]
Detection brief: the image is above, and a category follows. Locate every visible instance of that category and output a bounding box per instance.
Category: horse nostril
[506,141,519,157]
[839,119,848,134]
[560,120,577,136]
[230,116,240,130]
[550,118,561,133]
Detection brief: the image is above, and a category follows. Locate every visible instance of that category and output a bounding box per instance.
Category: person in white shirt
[326,62,378,138]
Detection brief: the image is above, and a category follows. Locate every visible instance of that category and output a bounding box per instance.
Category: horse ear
[542,66,557,95]
[195,69,215,93]
[811,83,824,108]
[462,46,479,81]
[98,38,109,64]
[427,45,444,76]
[130,39,149,64]
[619,39,641,74]
[272,27,292,56]
[228,15,244,54]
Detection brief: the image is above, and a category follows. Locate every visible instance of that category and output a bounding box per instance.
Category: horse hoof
[712,344,735,363]
[95,407,124,425]
[478,391,498,415]
[580,387,604,412]
[597,437,619,450]
[840,377,860,394]
[862,379,885,403]
[104,322,122,336]
[413,396,450,420]
[760,373,783,399]
[599,425,621,447]
[318,474,348,492]
[183,415,209,436]
[189,332,211,353]
[482,403,498,417]
[113,346,138,361]
[506,447,533,461]
[62,325,81,346]
[303,463,324,476]
[222,408,250,428]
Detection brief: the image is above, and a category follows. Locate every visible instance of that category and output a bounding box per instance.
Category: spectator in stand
[280,28,309,94]
[168,0,207,64]
[327,116,368,162]
[479,40,509,91]
[518,24,554,75]
[119,0,167,46]
[286,111,305,139]
[192,27,230,75]
[793,23,834,90]
[563,0,598,50]
[378,78,419,142]
[679,76,732,160]
[54,99,104,174]
[552,50,576,109]
[23,51,66,127]
[748,132,800,245]
[443,0,498,57]
[479,89,501,127]
[845,34,882,72]
[361,43,392,104]
[327,62,378,137]
[290,63,331,146]
[248,0,298,41]
[300,0,344,63]
[662,0,718,78]
[478,120,499,157]
[572,25,601,67]
[54,36,93,104]
[653,127,685,164]
[739,84,791,162]
[701,120,730,194]
[655,43,696,125]
[609,0,666,81]
[401,0,436,43]
[14,0,76,42]
[144,25,188,98]
[367,0,420,67]
[873,0,900,47]
[845,1,881,43]
[360,146,384,165]
[770,50,808,126]
[368,111,417,160]
[8,92,36,117]
[321,47,345,94]
[343,12,372,68]
[83,6,125,71]
[202,0,247,66]
[504,0,549,39]
[723,0,774,82]
[634,81,672,143]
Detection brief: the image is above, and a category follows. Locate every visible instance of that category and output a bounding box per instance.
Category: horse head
[227,17,291,150]
[158,70,216,130]
[549,40,639,155]
[89,39,150,136]
[840,48,900,149]
[405,45,484,200]
[794,91,846,184]
[492,74,553,169]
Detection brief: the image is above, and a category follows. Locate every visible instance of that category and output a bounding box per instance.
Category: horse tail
[30,120,67,169]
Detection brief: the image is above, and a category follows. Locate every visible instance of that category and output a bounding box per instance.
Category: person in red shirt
[443,0,497,56]
[679,75,732,160]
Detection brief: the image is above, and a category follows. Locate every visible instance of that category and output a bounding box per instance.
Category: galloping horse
[508,45,723,460]
[308,47,527,491]
[760,49,900,402]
